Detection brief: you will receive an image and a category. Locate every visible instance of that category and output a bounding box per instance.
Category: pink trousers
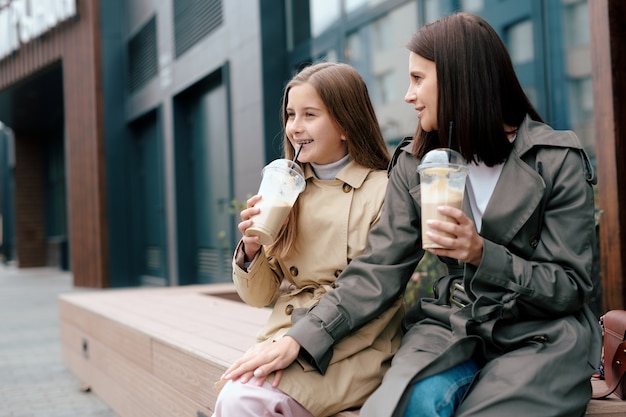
[213,377,314,417]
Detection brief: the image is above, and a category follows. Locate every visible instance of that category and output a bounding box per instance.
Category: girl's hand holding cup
[238,195,263,261]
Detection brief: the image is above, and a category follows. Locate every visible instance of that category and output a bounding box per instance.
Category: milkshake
[245,159,306,245]
[417,149,468,250]
[246,199,293,245]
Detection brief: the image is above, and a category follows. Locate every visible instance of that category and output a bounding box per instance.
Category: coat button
[529,235,539,248]
[285,304,294,315]
[289,266,298,276]
[334,269,342,277]
[342,183,352,193]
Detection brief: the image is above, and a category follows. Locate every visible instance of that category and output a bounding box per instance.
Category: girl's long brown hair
[407,12,542,166]
[268,62,390,258]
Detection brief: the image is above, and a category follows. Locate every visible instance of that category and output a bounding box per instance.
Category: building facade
[2,0,622,309]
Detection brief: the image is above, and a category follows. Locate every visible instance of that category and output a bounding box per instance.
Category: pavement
[0,264,119,417]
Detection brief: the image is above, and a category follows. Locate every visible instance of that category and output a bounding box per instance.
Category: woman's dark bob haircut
[408,12,542,166]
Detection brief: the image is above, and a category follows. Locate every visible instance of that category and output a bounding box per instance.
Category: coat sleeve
[287,151,424,373]
[467,147,597,319]
[232,240,283,308]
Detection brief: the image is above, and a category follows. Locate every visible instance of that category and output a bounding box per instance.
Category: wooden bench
[58,284,624,417]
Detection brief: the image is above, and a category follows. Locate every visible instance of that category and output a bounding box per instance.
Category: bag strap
[387,137,412,177]
[593,340,626,399]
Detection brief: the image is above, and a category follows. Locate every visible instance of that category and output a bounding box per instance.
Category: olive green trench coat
[288,116,602,417]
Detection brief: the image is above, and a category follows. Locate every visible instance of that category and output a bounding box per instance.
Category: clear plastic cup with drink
[245,159,306,245]
[417,149,468,249]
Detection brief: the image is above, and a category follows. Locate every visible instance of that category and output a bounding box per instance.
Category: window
[127,16,158,93]
[561,0,594,162]
[344,2,418,144]
[346,0,386,15]
[569,77,593,123]
[563,0,589,48]
[310,0,340,37]
[424,0,452,23]
[371,15,393,51]
[507,19,534,65]
[460,0,484,13]
[173,0,223,58]
[374,71,397,105]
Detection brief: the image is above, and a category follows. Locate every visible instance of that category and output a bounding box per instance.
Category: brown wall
[14,134,46,267]
[0,0,108,287]
[589,0,626,311]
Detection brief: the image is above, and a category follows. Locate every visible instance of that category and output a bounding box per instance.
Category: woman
[221,13,601,417]
[214,62,404,416]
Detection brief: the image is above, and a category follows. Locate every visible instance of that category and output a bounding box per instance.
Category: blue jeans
[402,359,479,417]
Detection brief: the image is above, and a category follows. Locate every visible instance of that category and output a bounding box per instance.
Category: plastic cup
[417,148,468,249]
[245,159,306,245]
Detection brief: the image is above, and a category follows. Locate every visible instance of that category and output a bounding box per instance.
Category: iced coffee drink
[247,199,293,244]
[417,149,468,249]
[245,159,306,245]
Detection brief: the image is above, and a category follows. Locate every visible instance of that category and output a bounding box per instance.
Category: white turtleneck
[466,161,503,232]
[310,153,351,180]
[466,136,516,231]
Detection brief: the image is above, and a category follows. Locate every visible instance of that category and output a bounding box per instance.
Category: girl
[214,62,404,417]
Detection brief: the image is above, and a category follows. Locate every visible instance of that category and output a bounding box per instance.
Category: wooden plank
[60,297,153,371]
[59,285,269,352]
[152,339,224,409]
[61,323,154,417]
[587,379,626,415]
[59,284,268,331]
[61,319,214,417]
[60,296,262,374]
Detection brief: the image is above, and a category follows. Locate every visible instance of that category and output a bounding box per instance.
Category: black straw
[293,144,303,162]
[447,121,453,161]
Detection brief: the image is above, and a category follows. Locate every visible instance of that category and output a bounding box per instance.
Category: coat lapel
[478,151,545,246]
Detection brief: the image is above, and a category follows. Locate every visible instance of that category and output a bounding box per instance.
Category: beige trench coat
[229,161,405,416]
